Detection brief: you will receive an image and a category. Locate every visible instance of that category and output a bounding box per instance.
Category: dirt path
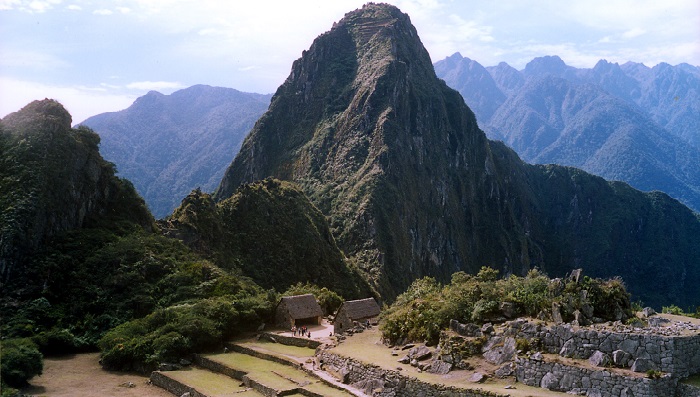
[20,353,172,397]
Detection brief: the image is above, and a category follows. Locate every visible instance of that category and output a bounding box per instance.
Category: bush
[662,304,684,315]
[99,294,274,373]
[0,338,43,387]
[380,267,634,344]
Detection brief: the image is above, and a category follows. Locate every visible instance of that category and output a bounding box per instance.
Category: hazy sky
[1,0,699,123]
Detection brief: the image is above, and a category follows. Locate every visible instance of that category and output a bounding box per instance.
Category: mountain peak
[2,99,72,133]
[523,55,568,75]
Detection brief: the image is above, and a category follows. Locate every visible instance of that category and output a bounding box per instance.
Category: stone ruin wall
[514,322,700,378]
[515,356,678,397]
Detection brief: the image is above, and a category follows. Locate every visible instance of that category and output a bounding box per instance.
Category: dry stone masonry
[444,314,700,397]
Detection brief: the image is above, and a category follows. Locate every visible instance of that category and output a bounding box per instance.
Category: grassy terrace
[203,351,355,396]
[233,339,317,363]
[330,328,571,397]
[163,367,262,397]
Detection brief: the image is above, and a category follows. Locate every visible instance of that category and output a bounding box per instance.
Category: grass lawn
[164,367,262,396]
[203,352,354,396]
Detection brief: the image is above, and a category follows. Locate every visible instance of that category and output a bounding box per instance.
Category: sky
[1,0,699,123]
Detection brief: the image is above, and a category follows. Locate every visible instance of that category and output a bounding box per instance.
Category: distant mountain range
[435,53,700,212]
[80,85,271,218]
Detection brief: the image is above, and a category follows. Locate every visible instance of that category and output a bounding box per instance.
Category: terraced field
[151,339,358,397]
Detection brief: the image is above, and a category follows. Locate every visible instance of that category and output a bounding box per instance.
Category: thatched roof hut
[333,298,381,333]
[275,294,323,329]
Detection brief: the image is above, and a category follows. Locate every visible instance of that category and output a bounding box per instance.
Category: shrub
[99,295,274,372]
[662,305,684,315]
[0,338,43,387]
[646,369,662,379]
[516,338,531,353]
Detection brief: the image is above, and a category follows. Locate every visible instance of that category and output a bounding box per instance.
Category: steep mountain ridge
[81,85,271,218]
[0,99,154,284]
[216,3,700,306]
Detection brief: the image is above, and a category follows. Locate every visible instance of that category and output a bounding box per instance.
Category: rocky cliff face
[216,4,539,298]
[0,99,153,283]
[216,4,700,306]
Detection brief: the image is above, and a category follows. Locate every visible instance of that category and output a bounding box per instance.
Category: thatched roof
[340,298,381,320]
[278,294,323,319]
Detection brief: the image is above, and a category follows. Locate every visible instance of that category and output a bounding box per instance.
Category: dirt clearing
[19,353,171,397]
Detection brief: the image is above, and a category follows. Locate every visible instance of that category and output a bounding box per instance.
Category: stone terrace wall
[150,371,205,397]
[515,356,677,397]
[258,332,322,349]
[514,321,700,378]
[318,351,506,397]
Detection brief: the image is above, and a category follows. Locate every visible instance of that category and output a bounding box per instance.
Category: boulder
[397,355,410,364]
[483,337,517,365]
[495,362,514,378]
[612,350,631,367]
[481,323,494,334]
[408,345,432,361]
[450,319,482,337]
[540,372,559,390]
[559,338,576,357]
[588,351,611,367]
[631,358,656,373]
[428,360,452,375]
[469,372,487,383]
[641,307,656,317]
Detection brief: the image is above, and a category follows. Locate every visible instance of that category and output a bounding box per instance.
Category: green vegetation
[0,338,42,388]
[662,304,700,319]
[167,179,373,299]
[380,267,633,344]
[99,294,274,372]
[646,369,663,379]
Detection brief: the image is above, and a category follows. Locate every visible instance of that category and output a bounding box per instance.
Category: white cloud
[116,6,130,14]
[93,8,112,15]
[0,0,21,10]
[28,0,60,13]
[0,77,136,124]
[125,81,184,91]
[66,4,80,10]
[622,28,646,39]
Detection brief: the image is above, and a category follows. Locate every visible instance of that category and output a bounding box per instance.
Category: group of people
[292,325,311,338]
